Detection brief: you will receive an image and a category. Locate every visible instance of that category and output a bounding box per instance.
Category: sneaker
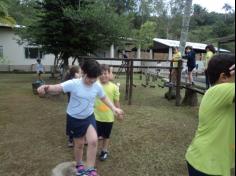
[99,151,108,161]
[67,139,74,148]
[76,164,86,176]
[84,169,98,176]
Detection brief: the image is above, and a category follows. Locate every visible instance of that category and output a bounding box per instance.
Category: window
[25,47,43,59]
[0,46,3,58]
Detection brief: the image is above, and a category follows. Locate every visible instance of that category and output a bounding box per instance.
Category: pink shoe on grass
[76,164,86,176]
[85,169,98,176]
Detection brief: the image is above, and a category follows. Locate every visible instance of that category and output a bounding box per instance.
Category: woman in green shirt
[186,54,235,176]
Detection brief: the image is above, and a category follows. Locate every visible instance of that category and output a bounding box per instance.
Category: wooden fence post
[128,59,134,105]
[175,60,182,106]
[125,60,130,100]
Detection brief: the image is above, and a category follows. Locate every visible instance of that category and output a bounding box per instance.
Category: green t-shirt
[172,51,181,68]
[205,51,214,68]
[94,81,120,122]
[186,83,235,176]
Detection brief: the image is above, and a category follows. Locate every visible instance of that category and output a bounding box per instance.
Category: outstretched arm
[100,97,124,116]
[114,100,124,121]
[37,84,63,96]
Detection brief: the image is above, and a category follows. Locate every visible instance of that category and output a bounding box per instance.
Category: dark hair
[207,54,235,85]
[81,59,101,78]
[205,44,216,54]
[100,64,110,73]
[37,59,41,63]
[64,66,79,81]
[185,46,192,50]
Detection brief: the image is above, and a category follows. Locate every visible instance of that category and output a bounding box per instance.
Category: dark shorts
[96,121,113,139]
[188,66,195,72]
[66,113,97,138]
[187,162,218,176]
[38,71,43,76]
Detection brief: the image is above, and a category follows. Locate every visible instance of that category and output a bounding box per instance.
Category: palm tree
[0,0,16,25]
[222,3,233,21]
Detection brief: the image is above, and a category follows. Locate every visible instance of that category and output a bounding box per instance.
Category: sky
[193,0,235,13]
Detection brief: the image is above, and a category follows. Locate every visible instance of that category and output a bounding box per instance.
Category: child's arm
[37,84,63,96]
[114,100,124,121]
[100,97,124,116]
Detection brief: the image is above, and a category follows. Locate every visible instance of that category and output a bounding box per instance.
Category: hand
[116,114,124,122]
[37,85,49,96]
[113,107,124,117]
[229,64,235,76]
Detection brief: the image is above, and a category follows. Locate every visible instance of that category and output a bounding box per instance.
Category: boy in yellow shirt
[185,54,235,176]
[171,47,181,84]
[94,64,124,161]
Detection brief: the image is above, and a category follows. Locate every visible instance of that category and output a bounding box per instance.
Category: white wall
[0,27,54,66]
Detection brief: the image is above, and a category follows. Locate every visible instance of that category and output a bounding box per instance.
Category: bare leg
[85,125,98,168]
[188,72,193,84]
[74,137,85,165]
[102,138,110,152]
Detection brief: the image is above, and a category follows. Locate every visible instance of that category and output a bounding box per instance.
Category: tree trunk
[182,85,198,106]
[50,54,58,78]
[179,0,193,56]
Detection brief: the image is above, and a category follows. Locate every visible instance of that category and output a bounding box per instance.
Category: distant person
[122,50,128,59]
[64,66,81,147]
[185,54,235,176]
[184,46,196,85]
[37,59,124,176]
[171,47,182,84]
[94,64,124,161]
[36,59,45,80]
[204,44,216,89]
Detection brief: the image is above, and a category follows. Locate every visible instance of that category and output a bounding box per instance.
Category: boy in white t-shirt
[37,59,124,176]
[36,59,45,80]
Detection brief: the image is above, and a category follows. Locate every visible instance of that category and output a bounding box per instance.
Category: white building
[0,24,125,72]
[0,23,55,72]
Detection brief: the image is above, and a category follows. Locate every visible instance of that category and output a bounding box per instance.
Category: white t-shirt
[61,78,105,119]
[36,63,44,73]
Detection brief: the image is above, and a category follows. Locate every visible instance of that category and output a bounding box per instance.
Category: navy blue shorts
[187,162,217,176]
[66,113,97,139]
[188,66,195,72]
[96,121,113,139]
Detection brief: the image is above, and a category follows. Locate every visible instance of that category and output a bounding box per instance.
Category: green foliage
[188,26,213,42]
[0,0,16,25]
[2,0,234,55]
[7,0,38,26]
[17,0,132,62]
[102,0,137,15]
[137,21,157,49]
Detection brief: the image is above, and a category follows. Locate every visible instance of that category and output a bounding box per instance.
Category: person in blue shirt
[184,46,196,85]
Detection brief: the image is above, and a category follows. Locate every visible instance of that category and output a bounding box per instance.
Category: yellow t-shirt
[205,51,214,68]
[186,83,235,176]
[94,81,120,122]
[172,51,181,68]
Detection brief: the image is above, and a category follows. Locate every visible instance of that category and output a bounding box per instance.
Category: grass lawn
[0,73,201,176]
